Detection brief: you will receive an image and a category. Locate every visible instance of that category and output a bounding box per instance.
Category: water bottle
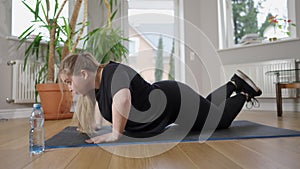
[29,103,45,155]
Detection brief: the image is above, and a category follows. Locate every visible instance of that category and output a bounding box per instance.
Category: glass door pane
[127,0,181,83]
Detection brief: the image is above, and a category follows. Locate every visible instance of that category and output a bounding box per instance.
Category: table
[265,69,300,116]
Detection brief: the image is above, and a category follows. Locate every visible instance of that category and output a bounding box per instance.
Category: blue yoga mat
[45,120,300,149]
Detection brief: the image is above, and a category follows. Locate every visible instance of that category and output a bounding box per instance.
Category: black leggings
[191,82,246,131]
[139,80,247,133]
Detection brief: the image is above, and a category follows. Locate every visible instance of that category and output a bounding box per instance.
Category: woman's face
[60,71,93,95]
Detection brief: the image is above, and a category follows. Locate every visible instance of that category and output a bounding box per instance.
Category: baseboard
[0,108,32,119]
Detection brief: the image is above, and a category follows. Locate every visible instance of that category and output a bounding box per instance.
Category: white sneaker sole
[236,70,261,92]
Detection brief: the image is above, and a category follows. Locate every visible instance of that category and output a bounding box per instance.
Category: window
[219,0,297,49]
[124,0,184,83]
[12,1,69,38]
[12,1,87,48]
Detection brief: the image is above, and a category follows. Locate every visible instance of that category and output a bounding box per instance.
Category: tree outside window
[230,0,294,45]
[232,0,260,44]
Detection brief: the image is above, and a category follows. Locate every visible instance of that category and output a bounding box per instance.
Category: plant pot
[36,83,73,120]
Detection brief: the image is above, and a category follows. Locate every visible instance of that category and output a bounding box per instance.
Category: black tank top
[95,61,182,133]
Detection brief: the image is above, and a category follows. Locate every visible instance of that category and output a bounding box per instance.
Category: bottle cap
[33,103,41,109]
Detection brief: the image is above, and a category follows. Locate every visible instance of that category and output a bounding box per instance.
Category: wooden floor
[1,110,300,169]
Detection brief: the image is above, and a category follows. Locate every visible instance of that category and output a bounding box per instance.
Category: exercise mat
[45,120,300,149]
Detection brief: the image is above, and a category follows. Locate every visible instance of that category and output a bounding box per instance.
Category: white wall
[0,0,32,111]
[183,0,222,96]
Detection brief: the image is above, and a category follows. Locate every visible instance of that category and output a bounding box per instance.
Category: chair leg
[276,83,283,117]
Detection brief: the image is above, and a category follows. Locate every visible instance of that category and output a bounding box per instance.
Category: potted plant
[18,0,128,121]
[268,14,296,41]
[83,0,128,63]
[18,0,88,120]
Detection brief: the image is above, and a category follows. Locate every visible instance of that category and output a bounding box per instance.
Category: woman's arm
[111,88,131,138]
[86,88,131,144]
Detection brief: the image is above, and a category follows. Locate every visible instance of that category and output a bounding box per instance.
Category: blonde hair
[59,52,99,77]
[59,52,100,134]
[74,91,97,133]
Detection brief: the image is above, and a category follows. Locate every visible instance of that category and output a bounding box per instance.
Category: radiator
[7,60,41,103]
[223,59,297,98]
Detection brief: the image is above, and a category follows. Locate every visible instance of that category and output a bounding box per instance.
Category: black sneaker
[231,70,262,101]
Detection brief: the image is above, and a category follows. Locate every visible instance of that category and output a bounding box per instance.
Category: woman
[59,53,262,144]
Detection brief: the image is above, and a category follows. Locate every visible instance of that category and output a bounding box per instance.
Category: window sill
[6,35,49,45]
[218,38,300,52]
[6,36,19,41]
[6,35,84,50]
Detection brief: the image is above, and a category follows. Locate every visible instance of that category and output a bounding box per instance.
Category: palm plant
[18,0,87,84]
[83,0,128,64]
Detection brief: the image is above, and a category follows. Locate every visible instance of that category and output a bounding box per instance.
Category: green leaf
[54,0,59,16]
[110,0,113,12]
[41,3,48,24]
[34,0,41,20]
[83,25,128,64]
[111,10,117,21]
[22,34,43,71]
[18,25,34,40]
[21,0,38,20]
[45,0,50,12]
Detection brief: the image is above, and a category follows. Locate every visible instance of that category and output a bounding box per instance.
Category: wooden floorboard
[178,143,243,169]
[1,110,300,169]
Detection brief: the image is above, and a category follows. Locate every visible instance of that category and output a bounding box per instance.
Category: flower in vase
[268,15,296,37]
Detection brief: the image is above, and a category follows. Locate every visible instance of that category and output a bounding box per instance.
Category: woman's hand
[85,132,120,144]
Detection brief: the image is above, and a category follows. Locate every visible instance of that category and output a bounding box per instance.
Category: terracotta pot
[36,83,73,120]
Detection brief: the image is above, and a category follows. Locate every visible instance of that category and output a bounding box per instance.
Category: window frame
[128,37,140,57]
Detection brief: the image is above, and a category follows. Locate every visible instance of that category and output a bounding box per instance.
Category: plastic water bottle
[29,103,45,155]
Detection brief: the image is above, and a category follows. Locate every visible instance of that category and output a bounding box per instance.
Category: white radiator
[7,60,41,103]
[223,59,297,98]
